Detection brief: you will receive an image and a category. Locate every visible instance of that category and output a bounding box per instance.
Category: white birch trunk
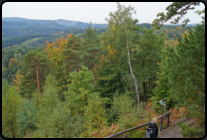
[126,37,140,108]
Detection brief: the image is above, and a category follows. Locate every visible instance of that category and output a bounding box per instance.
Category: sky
[2,2,205,24]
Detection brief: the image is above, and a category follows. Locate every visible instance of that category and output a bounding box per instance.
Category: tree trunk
[126,37,140,108]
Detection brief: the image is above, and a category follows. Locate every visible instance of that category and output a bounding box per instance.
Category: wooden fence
[104,111,171,138]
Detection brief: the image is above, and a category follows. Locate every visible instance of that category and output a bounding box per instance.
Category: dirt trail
[157,118,194,138]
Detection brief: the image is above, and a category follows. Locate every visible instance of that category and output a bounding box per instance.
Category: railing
[104,111,171,138]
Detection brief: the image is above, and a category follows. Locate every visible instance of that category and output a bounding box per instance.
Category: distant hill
[163,23,201,26]
[2,17,78,27]
[2,17,199,40]
[2,17,109,39]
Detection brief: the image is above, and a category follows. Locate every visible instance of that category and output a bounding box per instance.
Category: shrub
[130,130,146,138]
[178,122,205,138]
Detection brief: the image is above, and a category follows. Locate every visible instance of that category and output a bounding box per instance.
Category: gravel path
[157,118,194,138]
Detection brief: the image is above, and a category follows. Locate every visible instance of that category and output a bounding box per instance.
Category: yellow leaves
[107,45,111,50]
[67,33,73,39]
[8,58,18,70]
[111,25,115,30]
[44,34,71,66]
[12,73,23,91]
[107,45,116,57]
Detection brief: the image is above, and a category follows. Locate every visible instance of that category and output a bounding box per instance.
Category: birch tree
[105,2,141,108]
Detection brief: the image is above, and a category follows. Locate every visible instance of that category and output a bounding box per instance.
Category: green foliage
[178,122,205,138]
[66,114,86,138]
[82,92,108,137]
[113,93,143,129]
[64,65,94,115]
[105,104,120,126]
[2,85,22,138]
[97,2,140,104]
[29,74,62,138]
[2,34,50,49]
[19,48,53,98]
[167,25,205,119]
[2,3,205,138]
[17,99,37,137]
[16,99,38,137]
[81,22,100,71]
[129,130,146,138]
[132,27,165,102]
[152,2,201,29]
[62,34,82,74]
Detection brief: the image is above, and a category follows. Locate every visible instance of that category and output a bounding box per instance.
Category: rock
[170,134,174,138]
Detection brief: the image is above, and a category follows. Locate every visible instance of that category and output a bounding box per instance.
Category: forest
[2,2,205,138]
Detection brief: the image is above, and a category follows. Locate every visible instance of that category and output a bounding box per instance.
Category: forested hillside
[2,2,205,138]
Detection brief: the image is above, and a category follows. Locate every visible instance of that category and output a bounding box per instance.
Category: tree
[167,25,205,123]
[8,58,18,78]
[150,42,178,110]
[96,43,125,105]
[2,85,22,138]
[81,22,100,71]
[81,92,108,138]
[16,99,38,137]
[105,2,141,107]
[152,2,202,30]
[19,48,53,98]
[62,34,82,75]
[64,65,95,116]
[132,27,165,103]
[30,74,62,138]
[11,69,23,92]
[44,33,72,101]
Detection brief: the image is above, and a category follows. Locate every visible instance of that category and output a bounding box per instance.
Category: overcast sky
[2,2,205,24]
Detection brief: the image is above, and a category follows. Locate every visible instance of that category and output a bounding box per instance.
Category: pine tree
[81,22,100,71]
[31,74,61,138]
[19,48,53,98]
[16,99,38,137]
[62,34,82,75]
[132,27,165,103]
[96,44,125,105]
[81,92,108,138]
[64,65,94,116]
[167,25,205,123]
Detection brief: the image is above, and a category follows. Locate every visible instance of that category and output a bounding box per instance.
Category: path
[157,118,194,138]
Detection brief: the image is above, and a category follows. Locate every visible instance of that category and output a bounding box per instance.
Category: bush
[130,130,146,138]
[178,122,205,138]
